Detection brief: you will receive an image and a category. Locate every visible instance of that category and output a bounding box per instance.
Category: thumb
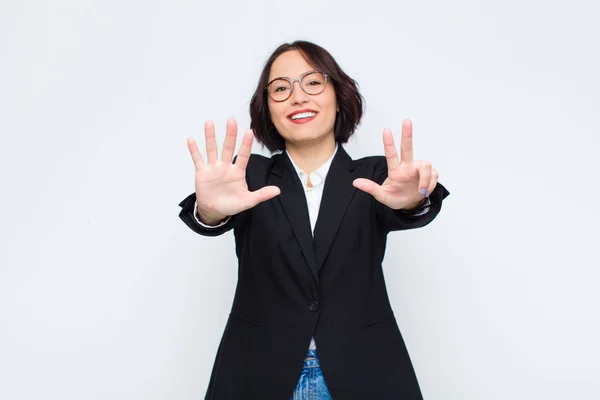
[353,178,386,202]
[246,185,281,208]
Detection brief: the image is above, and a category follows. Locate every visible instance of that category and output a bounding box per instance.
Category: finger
[187,137,205,169]
[221,118,237,163]
[427,169,439,196]
[400,119,413,164]
[234,129,254,171]
[417,161,432,197]
[353,178,388,203]
[205,120,218,164]
[383,128,400,171]
[246,185,281,209]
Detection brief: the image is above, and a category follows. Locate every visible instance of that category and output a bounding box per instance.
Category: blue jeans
[292,349,333,400]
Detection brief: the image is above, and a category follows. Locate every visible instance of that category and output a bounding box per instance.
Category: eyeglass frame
[264,70,330,102]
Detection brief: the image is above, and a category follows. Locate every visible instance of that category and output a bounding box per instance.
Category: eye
[274,85,289,93]
[306,80,322,86]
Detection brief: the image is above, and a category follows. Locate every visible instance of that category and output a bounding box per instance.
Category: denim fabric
[292,349,333,400]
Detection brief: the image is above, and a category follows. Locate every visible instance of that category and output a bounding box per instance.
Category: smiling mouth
[288,111,317,123]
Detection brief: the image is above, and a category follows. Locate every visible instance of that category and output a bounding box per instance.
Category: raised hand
[352,119,438,210]
[187,118,281,225]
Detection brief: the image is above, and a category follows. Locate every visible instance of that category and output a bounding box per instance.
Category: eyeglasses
[265,70,329,102]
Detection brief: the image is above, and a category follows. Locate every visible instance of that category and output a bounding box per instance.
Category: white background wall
[1,0,598,399]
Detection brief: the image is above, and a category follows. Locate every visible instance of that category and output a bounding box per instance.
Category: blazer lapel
[313,146,357,270]
[269,153,319,283]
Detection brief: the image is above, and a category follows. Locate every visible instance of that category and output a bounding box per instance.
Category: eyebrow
[268,70,318,81]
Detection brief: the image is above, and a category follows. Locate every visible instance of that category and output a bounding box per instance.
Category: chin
[275,120,335,144]
[289,134,331,146]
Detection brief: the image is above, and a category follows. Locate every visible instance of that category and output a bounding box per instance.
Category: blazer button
[308,301,320,312]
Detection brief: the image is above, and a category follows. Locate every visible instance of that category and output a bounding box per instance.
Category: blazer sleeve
[178,192,244,236]
[373,158,450,233]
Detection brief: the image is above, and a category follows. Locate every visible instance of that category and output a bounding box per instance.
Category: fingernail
[419,188,427,195]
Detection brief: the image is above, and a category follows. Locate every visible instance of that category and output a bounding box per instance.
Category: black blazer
[179,145,449,399]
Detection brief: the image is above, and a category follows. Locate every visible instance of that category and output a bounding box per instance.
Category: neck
[285,135,337,175]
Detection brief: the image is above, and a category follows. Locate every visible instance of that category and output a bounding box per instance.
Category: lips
[287,109,318,124]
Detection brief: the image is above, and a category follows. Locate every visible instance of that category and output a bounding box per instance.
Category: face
[267,50,338,147]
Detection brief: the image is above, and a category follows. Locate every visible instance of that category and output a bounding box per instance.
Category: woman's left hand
[353,119,439,211]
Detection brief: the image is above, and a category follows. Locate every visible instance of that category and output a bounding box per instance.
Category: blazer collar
[269,145,356,281]
[312,146,356,270]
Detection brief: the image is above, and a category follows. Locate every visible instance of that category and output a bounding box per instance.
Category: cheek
[323,91,338,114]
[268,102,285,123]
[321,95,338,120]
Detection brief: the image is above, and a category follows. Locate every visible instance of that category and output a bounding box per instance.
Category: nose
[290,80,309,105]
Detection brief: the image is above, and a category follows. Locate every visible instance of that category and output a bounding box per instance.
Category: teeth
[290,112,316,120]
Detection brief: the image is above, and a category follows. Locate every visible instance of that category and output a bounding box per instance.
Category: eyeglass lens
[268,72,326,101]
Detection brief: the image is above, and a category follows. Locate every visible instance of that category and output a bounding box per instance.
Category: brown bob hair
[249,41,364,153]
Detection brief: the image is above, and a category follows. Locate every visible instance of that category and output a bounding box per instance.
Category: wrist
[402,197,427,211]
[197,211,228,226]
[194,201,228,225]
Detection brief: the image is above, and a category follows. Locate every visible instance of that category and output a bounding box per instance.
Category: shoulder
[349,154,388,184]
[232,152,279,170]
[246,152,279,169]
[351,154,386,169]
[237,152,284,186]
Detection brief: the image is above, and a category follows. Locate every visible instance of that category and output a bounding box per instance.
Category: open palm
[187,118,280,224]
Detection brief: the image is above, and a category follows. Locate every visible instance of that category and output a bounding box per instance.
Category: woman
[179,40,449,399]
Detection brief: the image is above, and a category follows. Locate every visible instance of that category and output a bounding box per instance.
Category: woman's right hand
[187,118,281,225]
